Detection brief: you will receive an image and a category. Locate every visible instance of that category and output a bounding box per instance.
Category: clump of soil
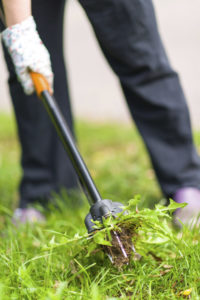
[103,224,140,268]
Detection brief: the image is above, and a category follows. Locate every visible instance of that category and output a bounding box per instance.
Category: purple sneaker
[12,208,45,225]
[173,187,200,228]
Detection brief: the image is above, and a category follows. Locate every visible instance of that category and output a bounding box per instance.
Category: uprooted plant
[43,196,186,269]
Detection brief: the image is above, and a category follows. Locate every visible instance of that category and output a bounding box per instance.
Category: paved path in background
[0,0,200,128]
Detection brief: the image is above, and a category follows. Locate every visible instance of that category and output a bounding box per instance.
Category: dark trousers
[1,0,200,207]
[1,0,79,207]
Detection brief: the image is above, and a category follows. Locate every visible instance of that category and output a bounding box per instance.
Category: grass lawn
[0,113,200,299]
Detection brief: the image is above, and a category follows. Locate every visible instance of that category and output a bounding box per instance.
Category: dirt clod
[103,224,139,268]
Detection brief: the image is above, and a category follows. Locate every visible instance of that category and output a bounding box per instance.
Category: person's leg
[78,0,200,197]
[1,0,78,208]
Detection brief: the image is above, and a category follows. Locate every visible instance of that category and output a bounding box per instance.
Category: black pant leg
[79,0,200,197]
[1,0,78,207]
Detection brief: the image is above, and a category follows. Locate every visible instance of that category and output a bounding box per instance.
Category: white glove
[2,16,53,95]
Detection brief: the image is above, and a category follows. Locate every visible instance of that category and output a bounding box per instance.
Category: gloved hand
[2,16,53,95]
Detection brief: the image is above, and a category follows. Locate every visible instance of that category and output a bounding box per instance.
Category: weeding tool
[30,72,135,265]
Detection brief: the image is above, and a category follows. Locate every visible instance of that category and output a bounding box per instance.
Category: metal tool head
[85,199,124,233]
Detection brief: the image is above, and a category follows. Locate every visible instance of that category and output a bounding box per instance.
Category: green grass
[0,113,200,299]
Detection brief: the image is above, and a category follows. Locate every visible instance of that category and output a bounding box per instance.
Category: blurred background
[0,0,200,128]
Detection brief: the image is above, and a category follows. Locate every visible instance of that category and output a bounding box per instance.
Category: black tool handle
[30,72,102,205]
